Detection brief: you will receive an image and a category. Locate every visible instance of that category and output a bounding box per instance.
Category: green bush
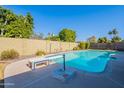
[78,42,86,49]
[35,50,46,56]
[0,49,19,60]
[85,42,90,49]
[73,46,80,50]
[45,36,60,41]
[73,42,90,50]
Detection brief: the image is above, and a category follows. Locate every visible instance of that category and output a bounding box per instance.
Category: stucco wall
[0,37,78,56]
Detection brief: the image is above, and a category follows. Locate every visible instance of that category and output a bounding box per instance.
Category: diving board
[29,55,63,70]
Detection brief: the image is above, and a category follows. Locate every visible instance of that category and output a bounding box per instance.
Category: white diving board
[29,55,63,70]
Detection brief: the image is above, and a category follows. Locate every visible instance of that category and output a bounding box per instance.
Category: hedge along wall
[90,42,124,51]
[0,37,78,56]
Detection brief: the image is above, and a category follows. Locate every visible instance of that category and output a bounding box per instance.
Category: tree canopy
[108,28,121,43]
[0,6,34,38]
[111,36,121,43]
[97,37,108,43]
[59,28,76,42]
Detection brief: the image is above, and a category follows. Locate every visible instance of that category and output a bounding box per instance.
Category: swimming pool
[53,50,117,72]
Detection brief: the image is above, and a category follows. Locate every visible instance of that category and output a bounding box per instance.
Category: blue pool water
[53,50,117,72]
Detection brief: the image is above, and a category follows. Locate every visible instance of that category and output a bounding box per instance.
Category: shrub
[85,42,90,49]
[0,49,19,60]
[45,36,60,41]
[78,42,86,49]
[35,50,46,56]
[73,46,80,50]
[73,42,90,50]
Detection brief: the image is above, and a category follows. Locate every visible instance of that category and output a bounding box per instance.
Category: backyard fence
[0,37,78,56]
[90,42,124,51]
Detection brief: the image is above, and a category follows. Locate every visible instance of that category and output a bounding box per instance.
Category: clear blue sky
[3,5,124,41]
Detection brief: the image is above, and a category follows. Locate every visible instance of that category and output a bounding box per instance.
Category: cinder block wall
[90,42,124,51]
[0,37,78,56]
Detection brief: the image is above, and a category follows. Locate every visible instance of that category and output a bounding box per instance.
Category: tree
[97,38,103,43]
[111,36,121,43]
[0,6,17,36]
[108,31,113,39]
[5,15,33,38]
[25,12,34,33]
[108,28,121,43]
[112,29,118,37]
[87,36,97,43]
[108,28,118,38]
[0,6,34,38]
[111,29,121,43]
[97,37,108,43]
[59,28,76,42]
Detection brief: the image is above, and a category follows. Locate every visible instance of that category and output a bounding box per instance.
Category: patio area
[4,53,124,88]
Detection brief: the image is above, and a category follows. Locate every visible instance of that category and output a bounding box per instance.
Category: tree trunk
[0,28,4,36]
[0,20,7,36]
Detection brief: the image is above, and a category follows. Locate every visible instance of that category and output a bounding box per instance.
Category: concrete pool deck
[4,52,124,88]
